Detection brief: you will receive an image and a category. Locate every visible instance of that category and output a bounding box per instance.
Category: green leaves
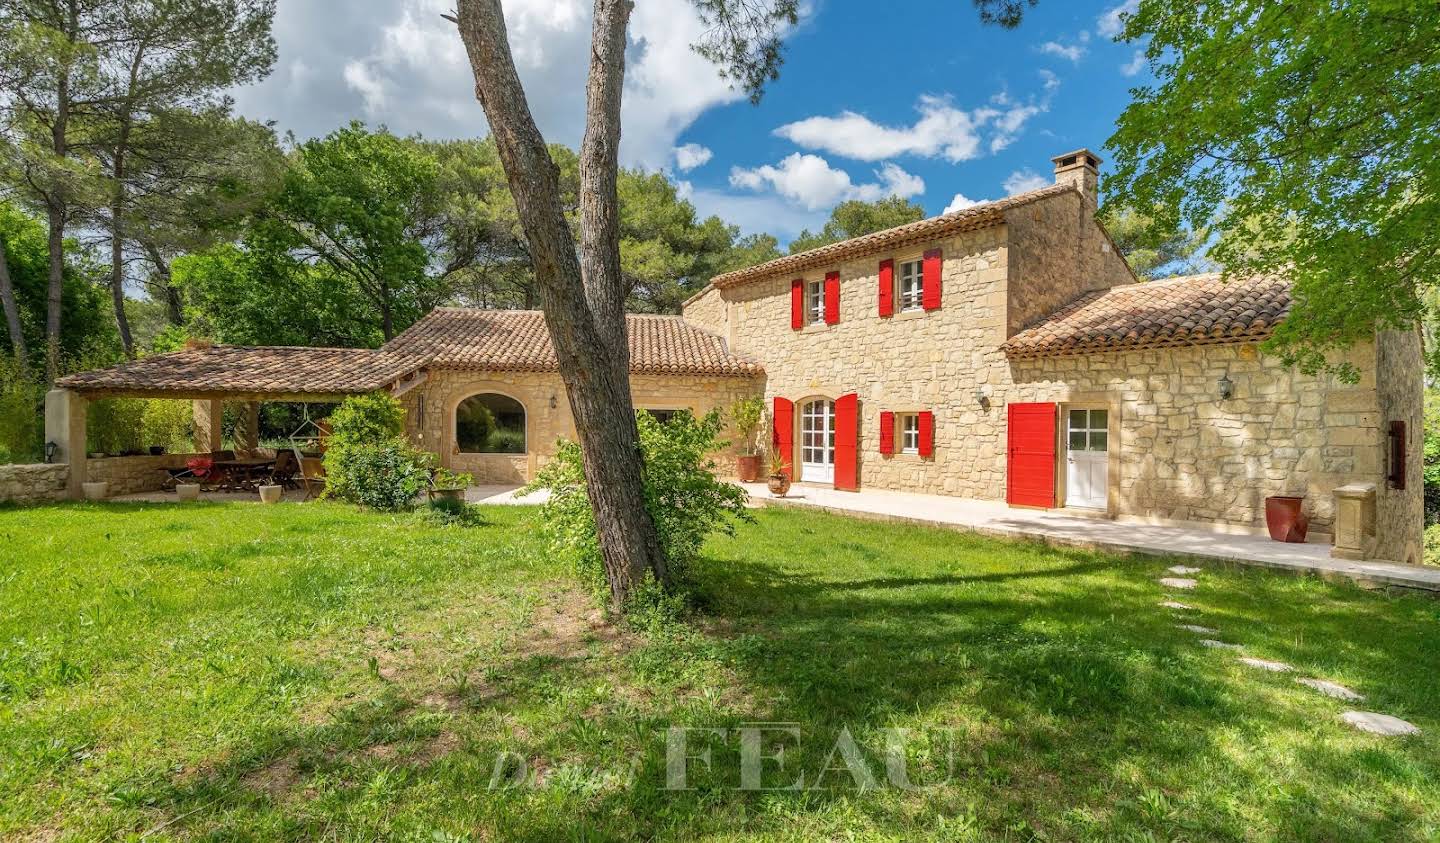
[789,197,926,255]
[1106,0,1440,379]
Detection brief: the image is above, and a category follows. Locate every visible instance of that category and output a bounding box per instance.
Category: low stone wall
[86,453,206,496]
[0,463,69,505]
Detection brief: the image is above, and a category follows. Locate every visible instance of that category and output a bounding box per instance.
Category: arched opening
[799,397,835,484]
[456,393,526,454]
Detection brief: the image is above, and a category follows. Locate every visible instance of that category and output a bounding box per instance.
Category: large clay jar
[1265,495,1309,543]
[736,455,762,483]
[767,473,791,497]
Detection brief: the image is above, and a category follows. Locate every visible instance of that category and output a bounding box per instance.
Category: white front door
[1065,408,1109,509]
[800,399,835,484]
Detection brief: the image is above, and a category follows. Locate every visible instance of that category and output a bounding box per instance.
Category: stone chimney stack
[1052,148,1101,205]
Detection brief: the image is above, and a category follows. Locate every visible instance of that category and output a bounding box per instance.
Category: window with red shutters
[824,271,840,324]
[789,279,804,330]
[918,410,935,457]
[878,260,894,317]
[772,397,794,478]
[922,248,942,310]
[879,411,895,454]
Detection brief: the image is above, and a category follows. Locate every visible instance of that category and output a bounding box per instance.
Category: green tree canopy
[1098,204,1212,281]
[788,196,926,254]
[1106,0,1439,379]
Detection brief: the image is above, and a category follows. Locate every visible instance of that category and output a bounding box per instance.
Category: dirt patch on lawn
[241,749,303,800]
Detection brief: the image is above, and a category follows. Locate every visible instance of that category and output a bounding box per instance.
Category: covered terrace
[47,345,426,499]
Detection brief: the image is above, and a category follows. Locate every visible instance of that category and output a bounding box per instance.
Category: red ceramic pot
[1265,495,1309,543]
[736,454,762,483]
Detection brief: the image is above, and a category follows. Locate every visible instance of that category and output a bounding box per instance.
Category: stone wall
[86,453,204,496]
[1003,190,1134,335]
[402,369,762,483]
[0,464,69,505]
[1373,329,1424,564]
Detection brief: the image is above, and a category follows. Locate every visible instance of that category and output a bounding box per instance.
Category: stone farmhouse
[39,149,1421,564]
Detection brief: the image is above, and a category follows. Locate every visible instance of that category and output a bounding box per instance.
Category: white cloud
[231,0,755,168]
[729,154,924,210]
[1037,39,1087,62]
[943,193,985,214]
[673,143,713,171]
[1097,0,1138,39]
[774,92,1049,163]
[1003,169,1050,195]
[1121,50,1147,77]
[1038,68,1061,92]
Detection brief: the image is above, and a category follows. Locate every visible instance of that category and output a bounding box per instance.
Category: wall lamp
[44,440,59,464]
[549,393,558,410]
[974,386,991,408]
[1217,373,1234,401]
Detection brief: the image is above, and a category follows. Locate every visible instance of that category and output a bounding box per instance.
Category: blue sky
[230,0,1145,244]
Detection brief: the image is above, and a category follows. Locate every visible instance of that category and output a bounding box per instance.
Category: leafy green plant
[87,399,148,455]
[324,392,424,510]
[326,392,406,450]
[0,360,42,464]
[431,467,473,489]
[524,409,751,609]
[767,450,789,477]
[1425,391,1440,525]
[728,396,764,456]
[140,400,193,453]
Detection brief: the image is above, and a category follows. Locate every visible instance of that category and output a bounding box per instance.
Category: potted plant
[428,467,473,504]
[729,397,765,482]
[766,451,791,497]
[1264,495,1309,543]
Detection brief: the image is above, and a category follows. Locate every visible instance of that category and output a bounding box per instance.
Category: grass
[0,500,1437,840]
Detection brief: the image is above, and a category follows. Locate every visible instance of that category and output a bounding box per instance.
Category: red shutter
[878,259,894,317]
[879,411,895,455]
[772,397,794,478]
[1007,402,1056,507]
[824,271,840,325]
[922,248,942,310]
[834,393,859,491]
[918,410,935,458]
[790,279,804,330]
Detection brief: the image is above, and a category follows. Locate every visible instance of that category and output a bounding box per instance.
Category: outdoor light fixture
[44,440,58,464]
[1217,373,1234,400]
[549,393,558,410]
[974,387,990,407]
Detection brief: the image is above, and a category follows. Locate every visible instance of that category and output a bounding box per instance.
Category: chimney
[1051,148,1101,205]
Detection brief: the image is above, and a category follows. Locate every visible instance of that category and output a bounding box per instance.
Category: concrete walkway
[743,483,1440,594]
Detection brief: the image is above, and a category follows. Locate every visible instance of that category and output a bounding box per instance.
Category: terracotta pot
[1265,495,1309,543]
[736,454,762,482]
[767,473,791,497]
[258,484,283,504]
[176,484,201,502]
[428,487,465,504]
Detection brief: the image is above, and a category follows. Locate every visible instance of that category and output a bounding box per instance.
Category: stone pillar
[193,399,224,453]
[1373,329,1423,564]
[1051,148,1101,206]
[1332,483,1377,561]
[44,388,87,499]
[238,401,260,451]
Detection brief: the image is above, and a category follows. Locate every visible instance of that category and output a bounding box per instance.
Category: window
[1066,408,1108,452]
[900,413,920,454]
[640,408,689,425]
[456,393,526,453]
[807,279,824,324]
[897,259,924,311]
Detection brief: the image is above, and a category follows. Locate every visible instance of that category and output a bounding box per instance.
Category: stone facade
[400,369,761,483]
[87,453,204,496]
[681,174,1423,554]
[0,463,69,505]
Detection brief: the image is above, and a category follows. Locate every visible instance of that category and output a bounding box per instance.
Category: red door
[834,393,859,491]
[1007,402,1056,507]
[773,397,795,479]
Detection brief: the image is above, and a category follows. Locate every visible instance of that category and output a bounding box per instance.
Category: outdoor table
[212,458,276,491]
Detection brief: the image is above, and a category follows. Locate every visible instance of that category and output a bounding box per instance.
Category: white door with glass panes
[800,399,836,484]
[1065,408,1108,509]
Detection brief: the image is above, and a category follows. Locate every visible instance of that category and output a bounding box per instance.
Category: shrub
[1425,391,1440,525]
[140,400,193,453]
[326,391,406,449]
[1425,524,1440,567]
[0,362,42,464]
[728,396,765,455]
[88,398,148,455]
[525,409,751,609]
[333,441,430,511]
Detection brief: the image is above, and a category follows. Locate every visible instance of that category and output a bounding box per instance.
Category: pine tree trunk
[456,0,666,607]
[0,237,29,377]
[45,201,65,383]
[109,115,135,357]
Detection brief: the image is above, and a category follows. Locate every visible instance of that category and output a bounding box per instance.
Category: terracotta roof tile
[1003,273,1291,358]
[702,182,1075,293]
[384,309,762,377]
[56,346,419,396]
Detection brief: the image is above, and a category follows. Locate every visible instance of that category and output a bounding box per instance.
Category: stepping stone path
[1159,577,1198,589]
[1167,565,1202,575]
[1177,624,1218,635]
[1340,711,1420,736]
[1296,678,1363,701]
[1239,657,1293,673]
[1160,600,1194,610]
[1200,639,1242,650]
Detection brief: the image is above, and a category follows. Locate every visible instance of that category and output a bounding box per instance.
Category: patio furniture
[212,457,276,492]
[185,456,218,491]
[296,452,326,500]
[270,450,300,489]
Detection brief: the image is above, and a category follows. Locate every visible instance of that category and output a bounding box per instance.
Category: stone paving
[1159,566,1421,738]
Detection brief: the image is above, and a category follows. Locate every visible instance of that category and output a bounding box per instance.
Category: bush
[140,400,193,453]
[333,440,430,511]
[525,409,751,609]
[327,392,405,450]
[729,396,765,456]
[88,398,148,455]
[1425,391,1440,525]
[0,362,42,464]
[1425,524,1440,567]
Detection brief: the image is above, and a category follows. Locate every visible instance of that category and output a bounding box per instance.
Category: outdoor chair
[270,450,300,489]
[296,451,326,500]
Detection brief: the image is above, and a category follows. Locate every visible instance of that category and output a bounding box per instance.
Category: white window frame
[899,413,920,454]
[897,258,924,312]
[807,278,825,325]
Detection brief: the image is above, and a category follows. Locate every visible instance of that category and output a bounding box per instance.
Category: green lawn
[1,501,1437,841]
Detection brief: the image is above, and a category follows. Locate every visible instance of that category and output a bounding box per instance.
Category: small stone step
[1296,678,1363,702]
[1239,657,1293,672]
[1159,577,1198,590]
[1340,711,1420,736]
[1167,565,1202,575]
[1159,600,1195,610]
[1200,639,1242,650]
[1176,624,1218,635]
